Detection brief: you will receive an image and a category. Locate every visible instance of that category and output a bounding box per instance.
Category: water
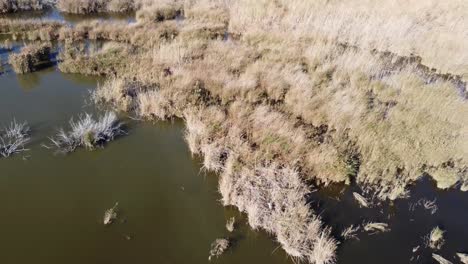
[0,67,292,264]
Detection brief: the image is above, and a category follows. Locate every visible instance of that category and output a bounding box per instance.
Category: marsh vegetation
[0,120,30,158]
[49,111,125,153]
[0,0,466,263]
[8,43,51,74]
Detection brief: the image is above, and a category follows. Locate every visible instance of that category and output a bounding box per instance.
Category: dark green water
[0,67,292,264]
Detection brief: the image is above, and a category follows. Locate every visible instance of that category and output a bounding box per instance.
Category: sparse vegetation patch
[8,42,51,74]
[49,111,125,153]
[0,0,50,13]
[57,0,135,14]
[0,120,30,158]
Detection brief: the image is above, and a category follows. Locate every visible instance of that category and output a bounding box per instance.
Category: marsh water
[1,12,467,264]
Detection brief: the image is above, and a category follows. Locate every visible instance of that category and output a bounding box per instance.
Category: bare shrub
[0,120,30,158]
[9,43,51,74]
[208,238,229,261]
[49,111,125,153]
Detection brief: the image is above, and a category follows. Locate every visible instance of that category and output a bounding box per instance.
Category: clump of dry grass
[457,253,468,264]
[432,253,453,264]
[0,18,63,41]
[103,202,119,225]
[216,159,336,264]
[0,0,50,13]
[49,111,125,153]
[8,43,51,74]
[225,216,235,232]
[363,222,390,234]
[341,225,360,241]
[57,0,135,14]
[0,120,30,158]
[58,42,132,75]
[427,226,445,250]
[409,198,438,215]
[352,192,370,208]
[135,0,182,23]
[208,238,229,261]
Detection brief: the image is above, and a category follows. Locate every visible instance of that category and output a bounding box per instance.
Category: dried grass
[0,120,30,158]
[8,42,51,74]
[432,253,453,264]
[225,216,235,232]
[49,111,125,153]
[457,253,468,264]
[57,0,135,14]
[363,222,390,234]
[208,238,229,261]
[0,0,50,13]
[341,225,360,241]
[427,226,445,250]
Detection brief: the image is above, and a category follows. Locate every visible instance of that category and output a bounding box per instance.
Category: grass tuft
[49,111,125,153]
[9,43,51,74]
[0,120,30,158]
